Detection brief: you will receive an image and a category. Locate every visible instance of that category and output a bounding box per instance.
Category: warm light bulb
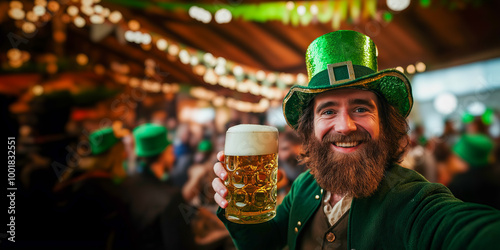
[74,16,86,28]
[10,1,23,9]
[297,5,306,16]
[406,64,415,74]
[47,1,60,12]
[108,11,122,23]
[156,38,167,50]
[416,62,426,72]
[67,6,79,16]
[128,20,140,31]
[22,22,36,34]
[215,8,232,23]
[26,11,39,22]
[76,53,88,65]
[7,49,21,60]
[387,0,411,11]
[32,85,44,96]
[90,14,104,24]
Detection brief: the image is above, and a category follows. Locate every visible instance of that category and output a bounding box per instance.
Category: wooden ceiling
[2,0,500,100]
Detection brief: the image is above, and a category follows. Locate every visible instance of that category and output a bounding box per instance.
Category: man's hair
[296,92,410,164]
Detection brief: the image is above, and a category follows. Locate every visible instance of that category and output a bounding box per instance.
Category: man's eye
[322,110,334,115]
[355,107,368,113]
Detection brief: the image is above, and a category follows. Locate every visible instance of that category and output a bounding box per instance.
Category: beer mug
[224,124,279,224]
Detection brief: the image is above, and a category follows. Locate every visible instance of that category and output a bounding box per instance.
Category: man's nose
[335,111,357,134]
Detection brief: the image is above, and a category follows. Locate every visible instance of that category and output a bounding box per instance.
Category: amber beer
[224,124,279,224]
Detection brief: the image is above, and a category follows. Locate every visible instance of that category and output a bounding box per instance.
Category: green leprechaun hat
[133,123,170,157]
[283,30,413,128]
[453,134,494,167]
[89,127,119,155]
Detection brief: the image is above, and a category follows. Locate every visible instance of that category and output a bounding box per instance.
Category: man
[212,30,500,249]
[120,123,195,249]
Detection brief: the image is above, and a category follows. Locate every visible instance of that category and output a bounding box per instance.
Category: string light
[297,5,306,16]
[215,8,232,23]
[8,8,25,20]
[74,16,86,27]
[33,5,46,16]
[5,0,299,107]
[108,10,122,23]
[386,0,411,12]
[67,6,79,16]
[406,64,416,74]
[416,62,426,72]
[22,22,36,34]
[32,85,44,96]
[156,38,168,50]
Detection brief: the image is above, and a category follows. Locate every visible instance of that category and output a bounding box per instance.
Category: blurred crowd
[5,90,307,250]
[402,114,500,210]
[3,89,500,249]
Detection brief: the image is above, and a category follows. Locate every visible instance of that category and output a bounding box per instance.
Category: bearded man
[212,30,500,249]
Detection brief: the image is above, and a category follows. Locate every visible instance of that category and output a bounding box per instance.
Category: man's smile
[333,141,362,148]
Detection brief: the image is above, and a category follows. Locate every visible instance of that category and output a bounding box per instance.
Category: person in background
[439,118,460,147]
[171,122,195,187]
[212,30,500,249]
[52,125,130,248]
[278,130,307,187]
[183,139,235,250]
[433,141,469,186]
[448,134,500,210]
[120,123,195,250]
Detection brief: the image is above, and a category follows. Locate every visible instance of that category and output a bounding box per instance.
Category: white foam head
[224,124,279,156]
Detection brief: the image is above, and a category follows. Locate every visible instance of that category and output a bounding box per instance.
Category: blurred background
[2,0,500,249]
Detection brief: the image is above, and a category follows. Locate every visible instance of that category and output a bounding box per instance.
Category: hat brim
[282,69,413,128]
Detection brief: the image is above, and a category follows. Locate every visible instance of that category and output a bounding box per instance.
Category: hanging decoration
[6,0,303,97]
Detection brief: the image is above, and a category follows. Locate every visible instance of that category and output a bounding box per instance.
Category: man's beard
[303,129,391,198]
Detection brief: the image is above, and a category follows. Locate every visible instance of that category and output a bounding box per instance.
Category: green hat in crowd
[282,30,413,128]
[89,127,119,155]
[453,134,494,167]
[133,123,170,157]
[198,139,213,152]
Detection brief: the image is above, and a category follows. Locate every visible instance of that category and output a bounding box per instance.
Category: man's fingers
[214,193,228,209]
[217,151,225,162]
[212,177,227,198]
[212,177,228,208]
[214,162,227,180]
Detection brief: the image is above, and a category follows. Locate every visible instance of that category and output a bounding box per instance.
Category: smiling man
[212,30,500,249]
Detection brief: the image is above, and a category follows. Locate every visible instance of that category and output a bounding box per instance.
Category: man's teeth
[334,142,360,148]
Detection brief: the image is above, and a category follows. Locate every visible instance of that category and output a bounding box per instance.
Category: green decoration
[383,11,393,22]
[420,0,432,8]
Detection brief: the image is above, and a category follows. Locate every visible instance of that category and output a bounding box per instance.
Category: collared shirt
[323,191,352,227]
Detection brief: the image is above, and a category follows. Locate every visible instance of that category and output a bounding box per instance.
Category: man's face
[313,88,381,152]
[305,88,389,198]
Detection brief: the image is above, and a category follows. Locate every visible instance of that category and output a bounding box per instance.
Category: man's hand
[212,151,229,208]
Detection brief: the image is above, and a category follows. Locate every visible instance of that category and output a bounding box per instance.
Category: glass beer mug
[224,124,279,224]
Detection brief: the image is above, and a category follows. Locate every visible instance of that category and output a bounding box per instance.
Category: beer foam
[225,124,278,156]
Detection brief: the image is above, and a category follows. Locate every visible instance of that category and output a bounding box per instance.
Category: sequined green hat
[133,123,170,157]
[283,30,413,128]
[89,127,119,155]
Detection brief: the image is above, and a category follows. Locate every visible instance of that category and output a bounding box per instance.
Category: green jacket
[218,164,500,249]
